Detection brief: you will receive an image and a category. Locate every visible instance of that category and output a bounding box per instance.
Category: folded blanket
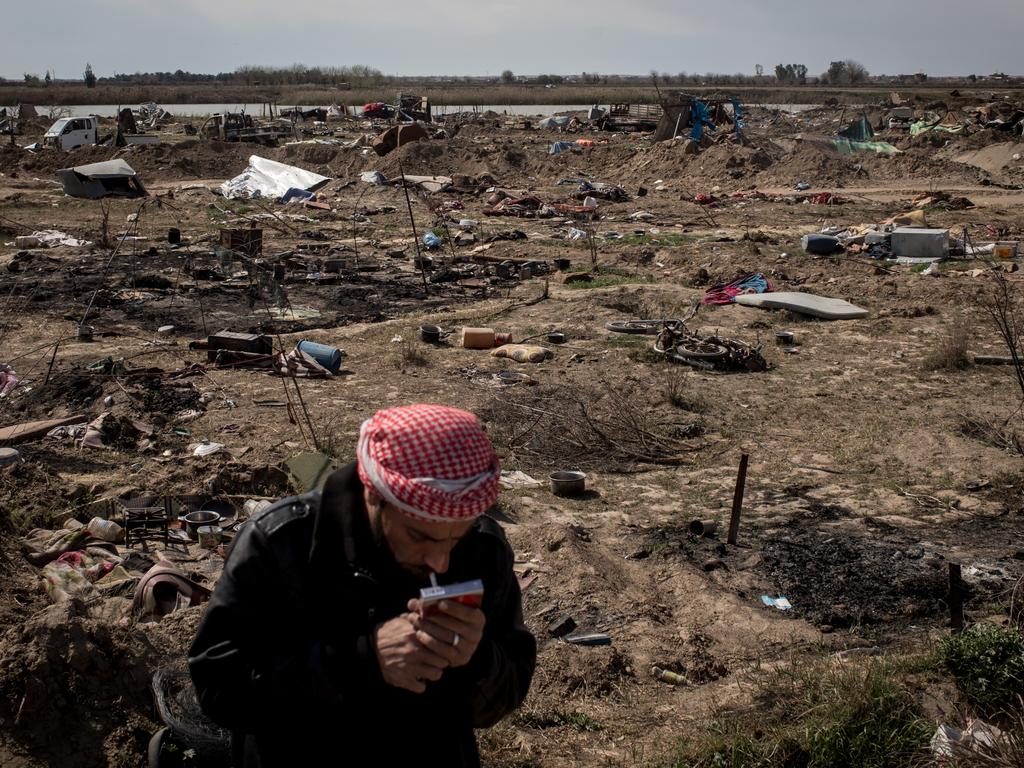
[42,548,121,603]
[132,561,211,621]
[491,345,554,363]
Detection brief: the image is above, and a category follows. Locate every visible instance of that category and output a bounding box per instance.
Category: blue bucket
[297,339,343,372]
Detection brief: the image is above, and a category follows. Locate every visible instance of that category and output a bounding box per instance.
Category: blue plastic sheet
[280,187,315,204]
[549,141,577,155]
[689,100,717,141]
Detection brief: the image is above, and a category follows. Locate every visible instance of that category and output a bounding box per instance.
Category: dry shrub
[923,315,972,371]
[981,271,1024,402]
[394,340,430,369]
[663,370,707,413]
[958,414,1024,456]
[600,288,695,322]
[478,377,705,471]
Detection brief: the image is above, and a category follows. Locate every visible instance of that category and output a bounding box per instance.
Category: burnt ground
[0,101,1023,766]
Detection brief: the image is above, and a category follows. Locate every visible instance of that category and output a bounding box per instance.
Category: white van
[43,116,99,150]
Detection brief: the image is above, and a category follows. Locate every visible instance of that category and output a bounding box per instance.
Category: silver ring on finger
[452,632,460,647]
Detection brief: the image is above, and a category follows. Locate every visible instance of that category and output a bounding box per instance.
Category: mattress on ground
[734,291,868,320]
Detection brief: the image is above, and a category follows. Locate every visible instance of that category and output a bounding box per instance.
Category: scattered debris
[760,595,792,610]
[56,159,147,199]
[221,155,331,200]
[654,320,768,372]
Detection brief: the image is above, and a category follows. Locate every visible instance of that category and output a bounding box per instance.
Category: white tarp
[220,155,331,200]
[16,230,91,248]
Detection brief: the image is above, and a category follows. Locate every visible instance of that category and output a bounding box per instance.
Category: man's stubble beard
[368,506,431,580]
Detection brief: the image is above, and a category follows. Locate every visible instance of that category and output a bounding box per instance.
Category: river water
[23,103,821,119]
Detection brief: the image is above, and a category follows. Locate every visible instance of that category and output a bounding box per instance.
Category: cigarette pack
[419,579,484,616]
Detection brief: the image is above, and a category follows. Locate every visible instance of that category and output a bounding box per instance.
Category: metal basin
[550,470,586,497]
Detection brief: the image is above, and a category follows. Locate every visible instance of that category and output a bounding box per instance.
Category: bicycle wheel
[605,319,671,335]
[677,340,727,360]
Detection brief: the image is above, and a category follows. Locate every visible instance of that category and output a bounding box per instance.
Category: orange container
[994,242,1018,260]
[462,327,495,349]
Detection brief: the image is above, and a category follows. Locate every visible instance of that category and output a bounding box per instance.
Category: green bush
[938,624,1024,716]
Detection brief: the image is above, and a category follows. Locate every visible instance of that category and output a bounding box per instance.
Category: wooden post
[43,339,60,385]
[948,563,964,632]
[727,453,749,545]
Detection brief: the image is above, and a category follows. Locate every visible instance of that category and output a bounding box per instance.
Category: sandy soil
[0,103,1022,767]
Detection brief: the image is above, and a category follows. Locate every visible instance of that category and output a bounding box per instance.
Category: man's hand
[407,599,486,668]
[373,613,449,693]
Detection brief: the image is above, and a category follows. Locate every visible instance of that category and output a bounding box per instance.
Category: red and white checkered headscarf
[357,404,500,522]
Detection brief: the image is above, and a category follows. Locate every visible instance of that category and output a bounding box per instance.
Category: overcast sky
[4,0,1021,81]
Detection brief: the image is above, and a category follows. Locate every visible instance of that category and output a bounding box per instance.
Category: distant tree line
[100,64,387,87]
[775,63,809,84]
[820,60,869,85]
[7,62,1021,89]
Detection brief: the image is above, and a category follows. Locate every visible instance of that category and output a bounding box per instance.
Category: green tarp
[838,114,875,142]
[286,451,335,492]
[832,138,902,156]
[910,121,965,136]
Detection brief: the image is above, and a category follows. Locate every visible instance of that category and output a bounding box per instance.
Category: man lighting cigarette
[189,404,536,766]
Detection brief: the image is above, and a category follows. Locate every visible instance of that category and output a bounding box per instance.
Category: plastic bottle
[651,666,687,686]
[243,499,273,518]
[87,516,124,543]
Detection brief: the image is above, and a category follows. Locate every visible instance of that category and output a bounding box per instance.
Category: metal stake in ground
[398,160,429,294]
[727,453,749,545]
[948,562,964,632]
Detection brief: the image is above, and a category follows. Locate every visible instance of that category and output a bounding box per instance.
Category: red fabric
[357,404,500,522]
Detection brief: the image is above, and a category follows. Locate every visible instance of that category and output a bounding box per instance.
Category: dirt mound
[765,140,859,185]
[0,141,245,183]
[373,136,528,182]
[0,600,157,767]
[878,149,989,184]
[280,142,341,168]
[0,145,27,175]
[10,369,104,420]
[530,644,632,699]
[122,140,254,181]
[949,142,1022,175]
[17,145,117,176]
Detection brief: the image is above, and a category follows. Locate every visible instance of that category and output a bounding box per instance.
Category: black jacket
[188,463,536,767]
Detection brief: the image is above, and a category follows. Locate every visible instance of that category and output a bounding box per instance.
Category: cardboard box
[219,227,263,257]
[994,242,1018,260]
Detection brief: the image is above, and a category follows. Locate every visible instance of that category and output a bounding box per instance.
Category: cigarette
[430,573,439,588]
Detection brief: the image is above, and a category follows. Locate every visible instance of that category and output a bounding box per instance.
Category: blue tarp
[549,141,578,155]
[689,101,716,141]
[538,116,572,129]
[280,187,315,204]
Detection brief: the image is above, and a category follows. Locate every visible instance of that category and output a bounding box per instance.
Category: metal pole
[398,160,429,294]
[727,453,749,545]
